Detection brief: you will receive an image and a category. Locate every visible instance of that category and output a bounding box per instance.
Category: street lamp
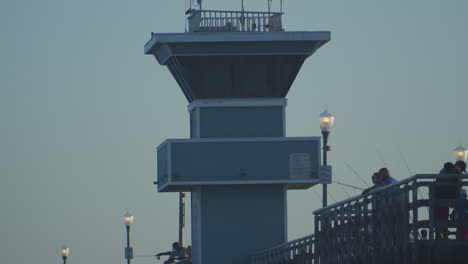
[319,108,335,207]
[454,144,468,162]
[123,212,134,264]
[60,246,69,264]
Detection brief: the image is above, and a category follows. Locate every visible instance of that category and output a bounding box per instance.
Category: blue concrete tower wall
[192,185,286,264]
[189,99,288,264]
[189,99,286,139]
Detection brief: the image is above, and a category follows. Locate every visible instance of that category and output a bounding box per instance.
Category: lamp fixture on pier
[319,108,335,207]
[60,246,69,264]
[454,144,468,162]
[123,212,134,264]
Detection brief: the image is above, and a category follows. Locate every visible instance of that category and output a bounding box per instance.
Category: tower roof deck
[144,30,330,102]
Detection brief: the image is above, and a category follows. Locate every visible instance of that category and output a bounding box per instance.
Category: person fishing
[379,167,397,185]
[362,172,384,194]
[156,242,187,264]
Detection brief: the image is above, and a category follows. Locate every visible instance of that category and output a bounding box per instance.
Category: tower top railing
[186,9,284,33]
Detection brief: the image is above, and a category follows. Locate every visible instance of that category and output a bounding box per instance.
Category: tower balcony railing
[186,9,283,33]
[250,174,468,264]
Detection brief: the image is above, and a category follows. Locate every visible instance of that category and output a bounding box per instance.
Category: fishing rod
[328,191,337,203]
[344,162,370,188]
[332,180,364,191]
[400,151,413,176]
[400,151,428,208]
[312,187,323,203]
[379,150,424,240]
[337,183,351,199]
[331,173,354,199]
[377,149,389,168]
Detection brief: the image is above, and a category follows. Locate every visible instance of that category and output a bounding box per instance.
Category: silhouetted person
[455,160,467,174]
[185,245,192,262]
[454,161,468,239]
[157,242,187,264]
[362,172,384,194]
[379,168,397,185]
[435,162,460,239]
[420,229,428,240]
[293,246,308,264]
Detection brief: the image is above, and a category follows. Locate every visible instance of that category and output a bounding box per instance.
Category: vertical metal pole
[179,192,185,246]
[322,131,329,207]
[126,226,131,264]
[241,0,245,30]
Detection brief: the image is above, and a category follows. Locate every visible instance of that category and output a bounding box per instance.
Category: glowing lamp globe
[319,109,335,133]
[454,144,468,162]
[123,212,134,227]
[60,246,69,257]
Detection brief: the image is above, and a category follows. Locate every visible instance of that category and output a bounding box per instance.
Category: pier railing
[186,9,283,32]
[250,234,315,264]
[250,174,468,264]
[173,259,191,264]
[315,174,468,264]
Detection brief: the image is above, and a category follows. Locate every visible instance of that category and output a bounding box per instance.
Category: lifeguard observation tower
[145,1,330,263]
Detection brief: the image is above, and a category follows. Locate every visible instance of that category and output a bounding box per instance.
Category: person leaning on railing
[156,242,187,264]
[362,172,384,194]
[434,162,462,240]
[453,161,468,240]
[361,168,396,195]
[379,167,397,185]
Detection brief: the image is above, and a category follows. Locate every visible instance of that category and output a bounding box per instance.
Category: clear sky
[2,0,468,263]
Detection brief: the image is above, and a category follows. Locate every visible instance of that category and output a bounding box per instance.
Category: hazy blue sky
[2,0,468,263]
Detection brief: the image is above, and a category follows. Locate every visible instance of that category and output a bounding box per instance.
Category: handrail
[173,258,191,264]
[188,9,283,15]
[314,174,466,213]
[313,174,468,263]
[186,9,284,33]
[250,174,468,264]
[250,234,315,264]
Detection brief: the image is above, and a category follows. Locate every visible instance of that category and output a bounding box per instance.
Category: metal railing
[314,174,468,264]
[187,9,283,32]
[173,259,191,264]
[250,234,315,264]
[250,174,468,264]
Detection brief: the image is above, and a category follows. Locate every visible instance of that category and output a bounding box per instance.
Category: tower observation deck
[145,2,330,264]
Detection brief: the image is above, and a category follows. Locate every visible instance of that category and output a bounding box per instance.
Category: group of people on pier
[360,162,468,240]
[361,167,397,195]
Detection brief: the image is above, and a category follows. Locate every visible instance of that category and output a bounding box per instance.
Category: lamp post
[454,144,468,162]
[319,108,334,207]
[60,246,69,264]
[179,192,185,246]
[123,212,134,264]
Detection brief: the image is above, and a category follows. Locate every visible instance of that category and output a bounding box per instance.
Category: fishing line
[377,149,388,167]
[328,191,337,203]
[345,162,370,188]
[312,187,323,203]
[333,180,364,191]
